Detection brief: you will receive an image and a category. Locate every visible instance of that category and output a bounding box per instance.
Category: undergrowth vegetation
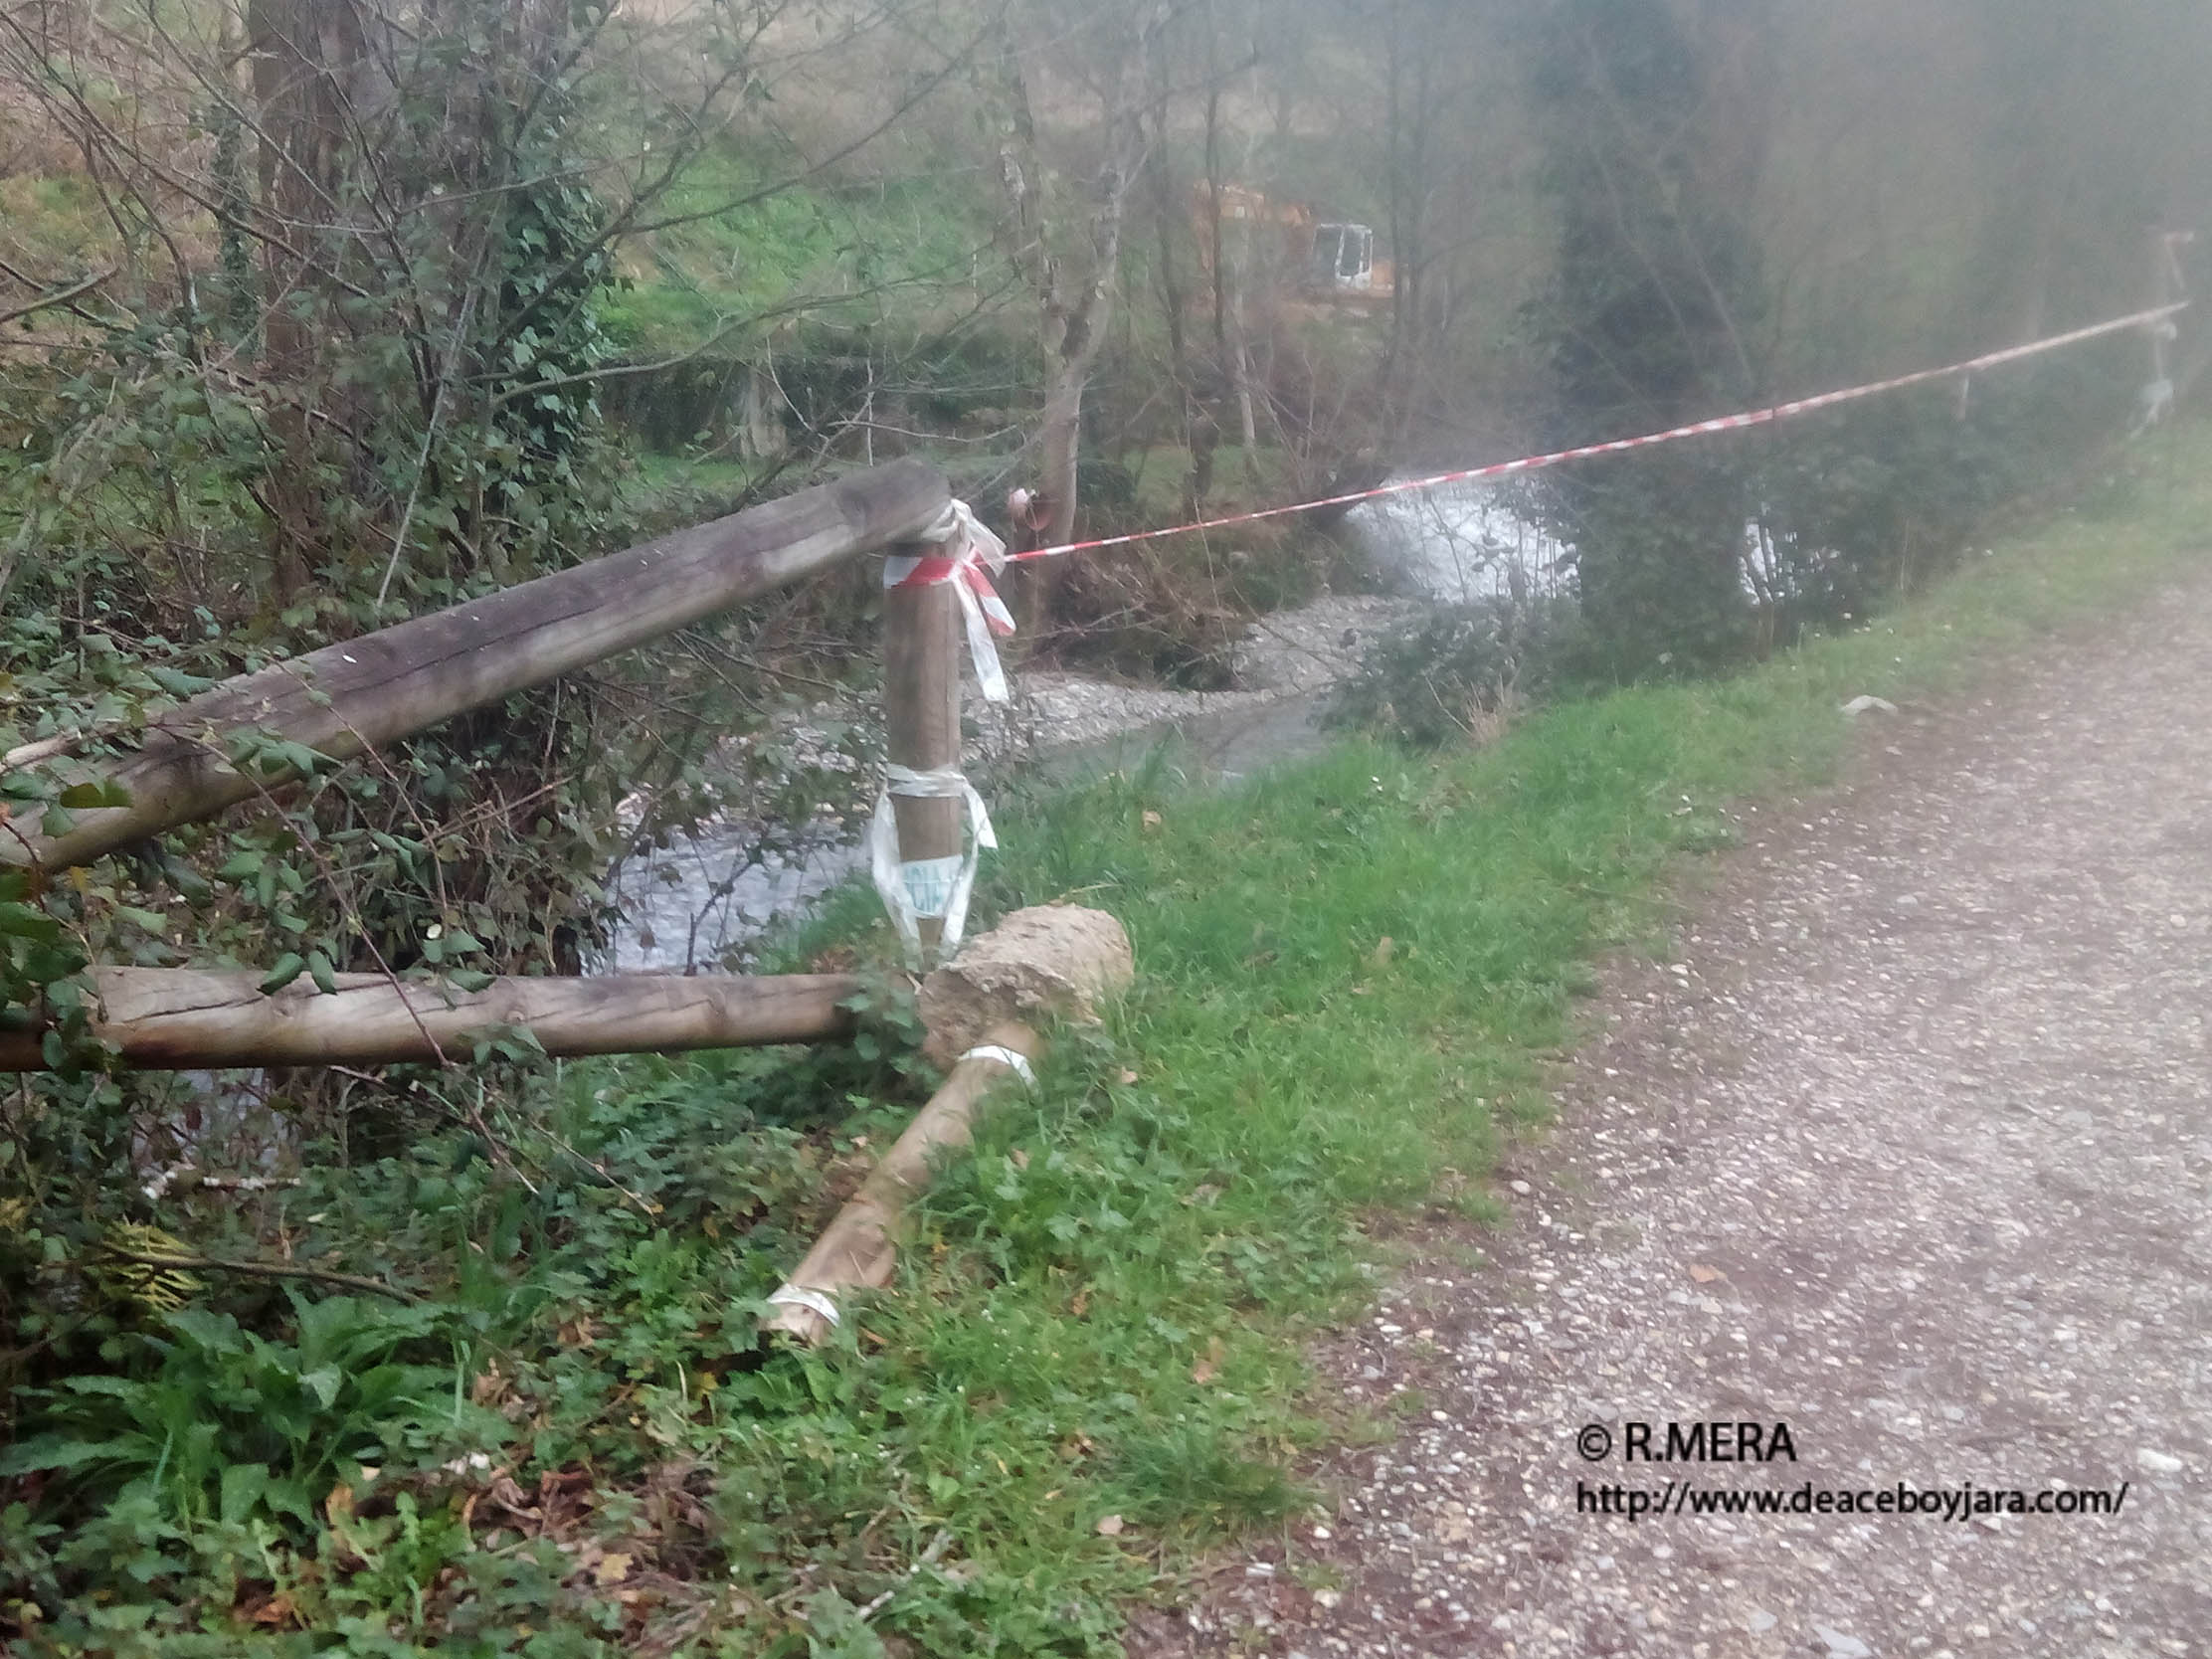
[1332,348,2152,747]
[5,425,2204,1654]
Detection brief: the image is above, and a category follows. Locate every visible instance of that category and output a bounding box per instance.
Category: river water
[599,477,1569,972]
[1344,475,1571,604]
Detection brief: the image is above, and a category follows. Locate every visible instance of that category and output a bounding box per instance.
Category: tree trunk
[991,3,1162,635]
[247,0,368,604]
[1019,362,1087,631]
[1199,54,1259,473]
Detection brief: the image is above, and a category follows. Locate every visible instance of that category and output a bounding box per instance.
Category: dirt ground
[1125,568,2212,1659]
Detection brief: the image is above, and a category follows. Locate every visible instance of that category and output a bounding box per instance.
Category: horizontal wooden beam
[0,968,863,1070]
[7,458,949,871]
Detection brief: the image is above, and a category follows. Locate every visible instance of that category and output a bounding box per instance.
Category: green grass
[0,173,121,276]
[1113,443,1302,517]
[602,146,1006,354]
[9,431,2206,1656]
[623,451,767,504]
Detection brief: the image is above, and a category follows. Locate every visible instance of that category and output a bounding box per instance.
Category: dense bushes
[1335,331,2156,744]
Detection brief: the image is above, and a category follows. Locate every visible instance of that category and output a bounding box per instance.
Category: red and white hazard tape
[984,301,2190,568]
[874,298,2184,967]
[886,500,1017,702]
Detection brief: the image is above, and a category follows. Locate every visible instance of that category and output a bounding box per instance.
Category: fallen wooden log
[914,902,1135,1067]
[764,1019,1041,1346]
[0,967,862,1070]
[6,459,949,873]
[764,904,1134,1345]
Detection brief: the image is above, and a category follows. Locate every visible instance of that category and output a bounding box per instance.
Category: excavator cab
[1190,182,1392,312]
[1308,223,1377,292]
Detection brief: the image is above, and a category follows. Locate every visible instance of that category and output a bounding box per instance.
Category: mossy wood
[0,968,863,1069]
[7,460,950,872]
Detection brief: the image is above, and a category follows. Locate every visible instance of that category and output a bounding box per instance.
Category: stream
[598,476,1572,972]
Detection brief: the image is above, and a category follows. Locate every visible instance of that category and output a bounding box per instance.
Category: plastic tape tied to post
[868,763,997,966]
[884,499,1015,704]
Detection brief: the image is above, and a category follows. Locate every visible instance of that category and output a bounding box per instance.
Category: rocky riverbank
[974,594,1420,761]
[604,590,1422,971]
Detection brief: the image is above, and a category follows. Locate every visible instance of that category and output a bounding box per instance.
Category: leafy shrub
[1743,341,2146,635]
[1328,595,1596,746]
[1,1293,495,1534]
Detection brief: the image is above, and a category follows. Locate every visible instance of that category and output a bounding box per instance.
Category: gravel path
[1128,572,2212,1659]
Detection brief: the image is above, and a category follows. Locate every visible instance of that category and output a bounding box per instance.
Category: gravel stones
[1125,576,2212,1656]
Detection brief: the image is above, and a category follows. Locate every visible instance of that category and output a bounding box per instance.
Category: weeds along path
[1130,553,2212,1650]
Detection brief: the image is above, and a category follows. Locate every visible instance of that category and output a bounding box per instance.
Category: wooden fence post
[880,545,965,965]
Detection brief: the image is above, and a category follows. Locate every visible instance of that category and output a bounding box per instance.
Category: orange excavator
[1189,182,1394,313]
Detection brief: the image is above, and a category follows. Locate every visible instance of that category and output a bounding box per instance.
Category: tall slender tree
[1526,0,1773,671]
[988,0,1165,630]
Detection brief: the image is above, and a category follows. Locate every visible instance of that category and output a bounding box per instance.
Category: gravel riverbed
[972,594,1419,759]
[604,591,1422,970]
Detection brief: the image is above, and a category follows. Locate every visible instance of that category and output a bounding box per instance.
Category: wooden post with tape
[881,537,965,964]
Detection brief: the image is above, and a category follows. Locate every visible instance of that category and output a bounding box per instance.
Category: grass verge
[6,431,2205,1657]
[757,429,2212,1646]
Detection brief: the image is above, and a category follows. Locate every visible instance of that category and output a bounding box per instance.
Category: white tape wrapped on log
[868,763,998,967]
[767,1284,840,1328]
[958,1044,1036,1089]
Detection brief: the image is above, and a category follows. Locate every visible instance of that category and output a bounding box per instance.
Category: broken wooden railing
[7,456,1139,1351]
[6,459,948,874]
[3,459,953,1071]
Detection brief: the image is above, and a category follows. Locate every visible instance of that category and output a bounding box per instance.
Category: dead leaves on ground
[277,1455,729,1648]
